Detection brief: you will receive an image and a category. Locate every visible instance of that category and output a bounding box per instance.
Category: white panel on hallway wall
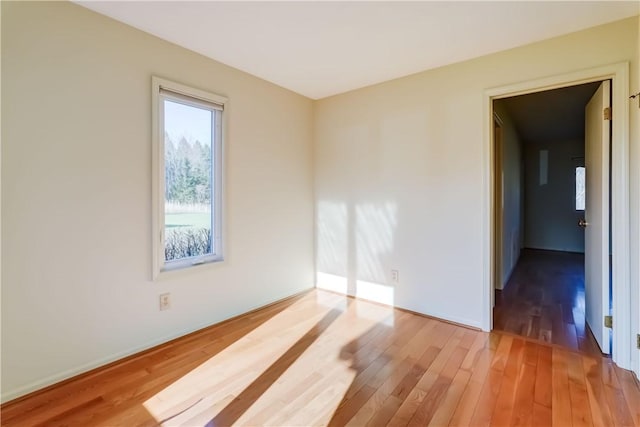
[539,149,549,186]
[525,139,585,253]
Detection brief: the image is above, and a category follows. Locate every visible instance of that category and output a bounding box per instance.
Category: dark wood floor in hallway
[494,248,602,356]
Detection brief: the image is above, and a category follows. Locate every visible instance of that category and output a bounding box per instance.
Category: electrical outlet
[159,293,171,311]
[391,270,399,283]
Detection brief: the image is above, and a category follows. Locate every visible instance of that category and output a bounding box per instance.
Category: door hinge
[604,315,613,328]
[603,107,612,120]
[636,334,640,350]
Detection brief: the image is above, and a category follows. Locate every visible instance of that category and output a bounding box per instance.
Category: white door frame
[481,62,631,370]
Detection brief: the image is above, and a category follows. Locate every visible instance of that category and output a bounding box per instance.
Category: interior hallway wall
[493,102,524,288]
[524,139,585,253]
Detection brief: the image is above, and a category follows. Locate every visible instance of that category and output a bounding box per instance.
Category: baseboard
[2,327,211,403]
[315,285,482,330]
[522,246,585,255]
[405,307,483,330]
[500,250,522,290]
[1,287,313,404]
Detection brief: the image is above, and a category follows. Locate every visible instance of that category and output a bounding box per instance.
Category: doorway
[491,81,607,356]
[482,63,632,372]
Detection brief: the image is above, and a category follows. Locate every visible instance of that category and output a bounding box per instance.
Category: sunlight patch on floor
[233,298,393,425]
[143,291,394,426]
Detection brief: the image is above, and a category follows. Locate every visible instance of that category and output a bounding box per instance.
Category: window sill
[153,256,224,281]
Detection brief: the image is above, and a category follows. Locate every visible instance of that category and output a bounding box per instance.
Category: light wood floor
[2,289,639,426]
[494,249,601,356]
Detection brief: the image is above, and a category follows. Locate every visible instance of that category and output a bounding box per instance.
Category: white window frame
[151,76,227,279]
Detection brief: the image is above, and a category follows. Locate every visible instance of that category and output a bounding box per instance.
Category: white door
[584,80,611,354]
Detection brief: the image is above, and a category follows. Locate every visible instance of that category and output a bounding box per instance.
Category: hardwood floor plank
[341,312,417,401]
[468,334,512,427]
[617,368,640,426]
[448,346,492,426]
[407,374,451,426]
[551,350,573,427]
[406,343,468,426]
[604,383,635,427]
[365,395,403,427]
[386,383,430,427]
[345,355,414,425]
[2,289,638,427]
[390,346,440,401]
[604,364,635,427]
[494,249,600,357]
[491,338,526,426]
[387,328,464,426]
[582,356,615,427]
[242,372,322,426]
[427,368,470,426]
[460,332,490,371]
[509,341,538,427]
[533,401,552,427]
[534,345,553,409]
[567,352,594,427]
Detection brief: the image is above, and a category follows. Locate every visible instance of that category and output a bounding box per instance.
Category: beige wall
[2,2,640,400]
[314,17,638,328]
[1,2,314,401]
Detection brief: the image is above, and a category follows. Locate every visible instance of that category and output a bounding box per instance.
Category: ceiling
[497,82,601,143]
[76,1,639,100]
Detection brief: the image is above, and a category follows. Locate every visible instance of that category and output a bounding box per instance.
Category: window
[152,77,226,277]
[576,166,585,211]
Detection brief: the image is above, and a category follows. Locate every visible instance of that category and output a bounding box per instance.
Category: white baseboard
[315,278,482,330]
[1,287,314,404]
[1,319,215,403]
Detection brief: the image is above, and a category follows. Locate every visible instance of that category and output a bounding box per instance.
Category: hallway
[493,249,601,356]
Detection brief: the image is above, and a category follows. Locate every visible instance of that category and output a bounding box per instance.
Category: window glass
[163,99,214,262]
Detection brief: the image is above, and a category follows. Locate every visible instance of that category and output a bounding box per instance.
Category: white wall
[493,103,524,288]
[523,139,586,253]
[3,3,640,399]
[1,2,314,401]
[314,17,639,329]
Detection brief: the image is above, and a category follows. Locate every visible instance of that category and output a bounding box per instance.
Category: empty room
[2,1,639,426]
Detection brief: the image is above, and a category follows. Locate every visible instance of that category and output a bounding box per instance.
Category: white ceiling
[77,1,639,100]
